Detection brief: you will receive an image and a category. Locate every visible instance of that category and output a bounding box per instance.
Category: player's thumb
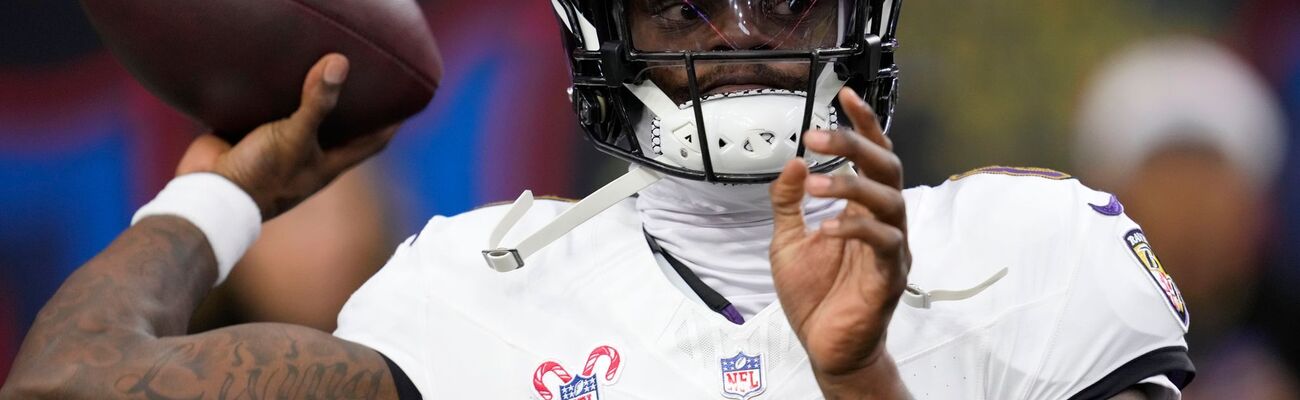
[176,134,233,176]
[289,54,348,139]
[770,158,809,241]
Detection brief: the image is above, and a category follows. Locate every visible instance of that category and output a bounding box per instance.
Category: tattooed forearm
[3,217,215,398]
[0,217,398,399]
[116,325,390,400]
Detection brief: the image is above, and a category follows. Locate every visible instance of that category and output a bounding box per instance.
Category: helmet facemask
[555,0,902,183]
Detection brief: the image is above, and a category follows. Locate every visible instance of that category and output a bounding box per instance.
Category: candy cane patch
[532,346,622,400]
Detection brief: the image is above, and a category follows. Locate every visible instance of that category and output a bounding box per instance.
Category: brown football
[80,0,443,147]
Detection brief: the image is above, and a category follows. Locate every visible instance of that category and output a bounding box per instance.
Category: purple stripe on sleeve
[1090,194,1125,216]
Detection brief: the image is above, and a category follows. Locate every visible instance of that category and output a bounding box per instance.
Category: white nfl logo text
[720,352,765,399]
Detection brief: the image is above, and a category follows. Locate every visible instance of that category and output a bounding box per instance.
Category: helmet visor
[625,0,849,52]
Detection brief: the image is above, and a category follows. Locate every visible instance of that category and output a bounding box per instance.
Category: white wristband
[131,173,262,287]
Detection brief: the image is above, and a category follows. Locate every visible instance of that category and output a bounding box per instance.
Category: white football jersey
[334,167,1193,399]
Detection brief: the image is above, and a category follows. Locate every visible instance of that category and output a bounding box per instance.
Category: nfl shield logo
[533,346,621,400]
[720,352,765,399]
[558,374,600,400]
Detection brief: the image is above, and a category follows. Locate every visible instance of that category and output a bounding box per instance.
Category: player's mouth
[699,74,800,98]
[650,64,809,104]
[703,84,777,97]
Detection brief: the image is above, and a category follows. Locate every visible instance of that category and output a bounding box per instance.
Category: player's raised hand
[769,88,910,398]
[176,54,399,221]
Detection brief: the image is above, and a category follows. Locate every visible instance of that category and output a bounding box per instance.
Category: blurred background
[1,0,1298,397]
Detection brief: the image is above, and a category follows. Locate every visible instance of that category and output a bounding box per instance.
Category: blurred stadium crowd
[2,1,1299,397]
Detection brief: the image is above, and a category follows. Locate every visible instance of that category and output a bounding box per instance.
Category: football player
[1,0,1193,399]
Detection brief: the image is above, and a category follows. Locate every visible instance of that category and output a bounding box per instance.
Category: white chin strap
[481,159,856,272]
[628,65,848,174]
[902,267,1009,309]
[482,163,664,272]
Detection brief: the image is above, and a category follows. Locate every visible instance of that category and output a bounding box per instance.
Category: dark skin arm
[2,218,396,399]
[0,54,402,400]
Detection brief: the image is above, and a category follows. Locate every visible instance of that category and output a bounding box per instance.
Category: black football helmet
[550,0,902,183]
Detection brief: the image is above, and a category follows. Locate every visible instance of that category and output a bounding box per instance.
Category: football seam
[282,0,438,91]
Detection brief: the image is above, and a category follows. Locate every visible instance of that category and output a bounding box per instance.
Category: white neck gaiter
[636,175,845,318]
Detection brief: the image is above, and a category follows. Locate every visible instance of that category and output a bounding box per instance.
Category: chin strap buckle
[482,248,525,272]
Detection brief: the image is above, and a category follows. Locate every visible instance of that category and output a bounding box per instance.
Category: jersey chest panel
[417,209,828,399]
[412,200,1019,399]
[341,178,1193,398]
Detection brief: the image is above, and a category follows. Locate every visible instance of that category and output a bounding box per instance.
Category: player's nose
[706,8,778,51]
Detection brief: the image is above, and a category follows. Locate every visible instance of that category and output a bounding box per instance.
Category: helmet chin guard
[628,65,847,175]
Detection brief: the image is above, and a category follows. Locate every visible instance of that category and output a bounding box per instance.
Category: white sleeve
[1024,200,1194,399]
[334,221,441,397]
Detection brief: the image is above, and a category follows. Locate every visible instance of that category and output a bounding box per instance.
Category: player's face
[627,0,842,104]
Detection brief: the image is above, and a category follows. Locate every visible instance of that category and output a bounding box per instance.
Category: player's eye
[653,1,707,22]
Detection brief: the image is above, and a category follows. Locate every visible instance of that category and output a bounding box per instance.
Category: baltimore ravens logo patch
[1124,229,1190,331]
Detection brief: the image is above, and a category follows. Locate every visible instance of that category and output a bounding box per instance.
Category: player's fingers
[770,158,810,243]
[805,173,906,228]
[838,87,892,151]
[176,133,233,176]
[803,129,903,189]
[286,54,349,144]
[322,124,400,174]
[820,216,906,262]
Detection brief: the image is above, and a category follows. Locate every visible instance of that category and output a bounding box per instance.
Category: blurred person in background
[1075,36,1299,399]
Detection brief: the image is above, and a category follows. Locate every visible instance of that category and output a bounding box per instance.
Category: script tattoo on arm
[0,216,400,399]
[116,324,392,399]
